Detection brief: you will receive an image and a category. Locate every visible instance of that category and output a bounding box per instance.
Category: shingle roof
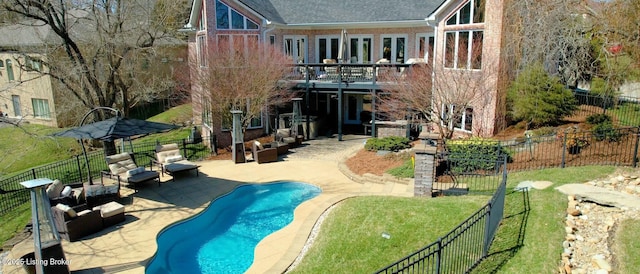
[239,0,446,25]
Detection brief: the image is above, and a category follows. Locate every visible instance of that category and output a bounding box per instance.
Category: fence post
[634,127,640,168]
[182,139,188,159]
[31,168,36,180]
[561,130,567,168]
[76,155,82,183]
[435,238,442,274]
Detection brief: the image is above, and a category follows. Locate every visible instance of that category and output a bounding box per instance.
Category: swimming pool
[145,182,321,274]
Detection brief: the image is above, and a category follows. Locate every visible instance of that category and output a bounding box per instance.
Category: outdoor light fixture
[20,178,69,274]
[231,110,245,164]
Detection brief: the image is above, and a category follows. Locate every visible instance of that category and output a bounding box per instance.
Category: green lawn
[609,101,640,127]
[612,218,640,273]
[290,166,618,273]
[289,195,490,273]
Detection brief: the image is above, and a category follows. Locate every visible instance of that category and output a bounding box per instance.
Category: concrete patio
[3,135,414,274]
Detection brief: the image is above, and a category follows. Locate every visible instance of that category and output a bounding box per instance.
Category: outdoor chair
[252,141,278,164]
[103,152,160,190]
[153,143,200,181]
[51,203,103,242]
[46,180,85,206]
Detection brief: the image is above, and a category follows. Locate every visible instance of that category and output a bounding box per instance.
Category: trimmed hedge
[446,137,512,173]
[365,137,412,152]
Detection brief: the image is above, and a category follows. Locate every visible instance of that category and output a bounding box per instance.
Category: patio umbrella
[52,116,178,184]
[52,116,178,141]
[337,29,349,63]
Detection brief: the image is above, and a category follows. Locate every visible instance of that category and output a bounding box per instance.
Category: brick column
[413,133,440,197]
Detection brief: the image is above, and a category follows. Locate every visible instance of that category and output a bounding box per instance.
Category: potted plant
[562,127,589,154]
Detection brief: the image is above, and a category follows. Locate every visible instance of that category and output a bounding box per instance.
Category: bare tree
[0,0,190,122]
[378,40,500,139]
[192,39,295,133]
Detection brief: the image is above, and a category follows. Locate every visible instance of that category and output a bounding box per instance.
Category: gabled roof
[185,0,446,29]
[240,0,445,25]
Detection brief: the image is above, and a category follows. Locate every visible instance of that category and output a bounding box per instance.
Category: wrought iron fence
[572,91,640,127]
[498,126,640,171]
[0,136,216,216]
[375,156,508,274]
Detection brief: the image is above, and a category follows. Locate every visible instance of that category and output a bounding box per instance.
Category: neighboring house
[184,0,507,145]
[0,24,60,127]
[0,21,188,128]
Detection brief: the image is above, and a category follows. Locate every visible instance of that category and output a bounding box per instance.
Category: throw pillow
[165,155,184,163]
[46,180,64,199]
[60,186,72,197]
[126,167,145,177]
[55,203,77,218]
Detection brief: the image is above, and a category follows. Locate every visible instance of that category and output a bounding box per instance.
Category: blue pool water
[145,182,321,274]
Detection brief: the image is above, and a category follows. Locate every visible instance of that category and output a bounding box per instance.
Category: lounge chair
[103,152,160,190]
[154,143,200,181]
[252,141,278,164]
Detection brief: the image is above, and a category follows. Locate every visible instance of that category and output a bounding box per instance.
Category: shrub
[446,137,511,173]
[364,136,412,152]
[507,63,578,127]
[586,113,612,125]
[592,122,622,142]
[530,127,556,137]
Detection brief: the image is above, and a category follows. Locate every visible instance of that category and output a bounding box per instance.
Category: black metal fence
[0,136,216,216]
[498,126,639,171]
[375,156,507,274]
[572,91,640,127]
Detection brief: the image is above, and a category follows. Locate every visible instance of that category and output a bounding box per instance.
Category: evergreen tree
[508,63,578,128]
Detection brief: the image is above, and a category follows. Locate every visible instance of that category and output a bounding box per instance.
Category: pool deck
[3,135,415,274]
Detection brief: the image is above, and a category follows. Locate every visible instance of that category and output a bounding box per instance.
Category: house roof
[185,0,446,29]
[239,0,445,25]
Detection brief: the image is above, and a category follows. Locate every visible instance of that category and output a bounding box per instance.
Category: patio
[3,135,414,274]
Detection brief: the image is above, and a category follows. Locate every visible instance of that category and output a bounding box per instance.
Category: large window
[443,0,485,70]
[443,104,473,132]
[349,36,373,63]
[284,36,307,63]
[217,34,259,57]
[197,35,207,67]
[32,98,50,119]
[317,36,339,62]
[215,0,259,30]
[25,56,42,72]
[446,0,484,25]
[381,35,407,64]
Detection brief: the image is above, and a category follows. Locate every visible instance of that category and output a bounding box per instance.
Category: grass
[289,166,618,273]
[0,203,31,249]
[289,195,489,273]
[612,218,640,273]
[472,165,616,273]
[609,101,640,127]
[0,124,82,175]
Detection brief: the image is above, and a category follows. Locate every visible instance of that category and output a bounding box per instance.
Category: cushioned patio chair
[103,152,160,190]
[252,141,278,164]
[154,143,200,181]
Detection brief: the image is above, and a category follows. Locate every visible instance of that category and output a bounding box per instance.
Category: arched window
[6,59,14,81]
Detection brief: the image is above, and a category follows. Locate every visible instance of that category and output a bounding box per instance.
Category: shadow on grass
[471,189,530,273]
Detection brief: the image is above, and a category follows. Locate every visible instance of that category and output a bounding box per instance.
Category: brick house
[184,0,508,146]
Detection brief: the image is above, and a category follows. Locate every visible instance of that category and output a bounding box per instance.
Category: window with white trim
[25,56,42,72]
[381,35,407,64]
[443,0,484,70]
[349,35,373,64]
[32,98,50,119]
[215,0,259,30]
[217,34,259,57]
[197,35,207,67]
[316,36,339,62]
[442,104,473,132]
[284,36,307,63]
[417,34,435,62]
[269,35,275,46]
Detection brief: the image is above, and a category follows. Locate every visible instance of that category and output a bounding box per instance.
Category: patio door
[344,94,362,125]
[382,35,407,64]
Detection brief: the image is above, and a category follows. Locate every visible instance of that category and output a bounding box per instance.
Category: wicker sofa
[51,204,102,242]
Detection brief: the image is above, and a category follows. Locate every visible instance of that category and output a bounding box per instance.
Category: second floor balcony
[284,62,429,91]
